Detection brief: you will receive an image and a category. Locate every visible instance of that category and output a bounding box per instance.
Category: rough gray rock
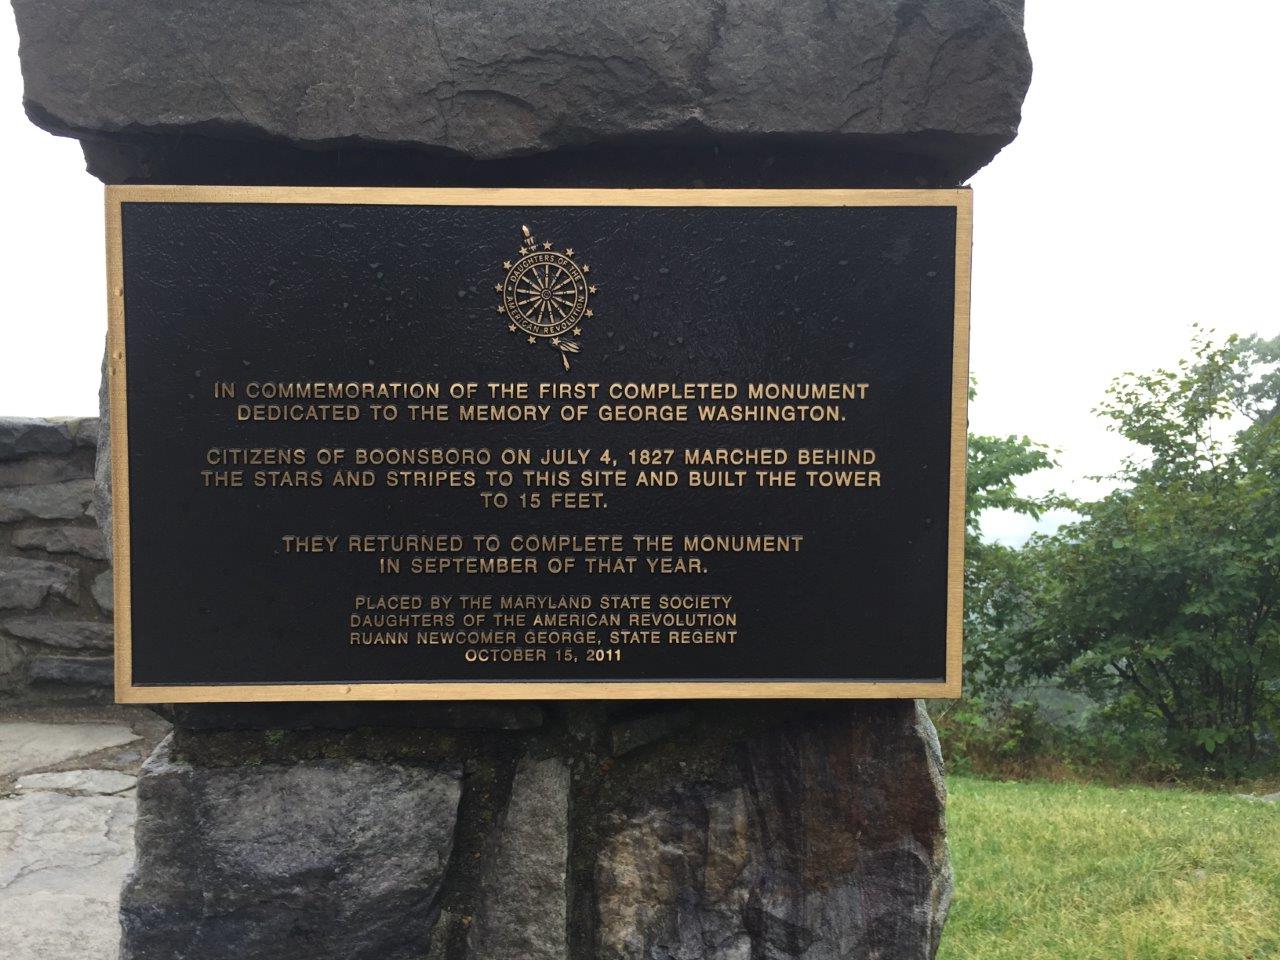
[469,756,570,960]
[13,0,1031,185]
[593,702,951,960]
[0,452,94,488]
[2,617,114,650]
[0,479,96,522]
[90,571,114,613]
[28,656,113,686]
[0,557,79,610]
[119,736,463,960]
[0,418,74,460]
[12,525,109,560]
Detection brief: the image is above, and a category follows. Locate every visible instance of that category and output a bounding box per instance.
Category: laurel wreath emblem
[495,225,598,370]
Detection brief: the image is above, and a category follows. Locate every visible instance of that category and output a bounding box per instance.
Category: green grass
[939,776,1280,960]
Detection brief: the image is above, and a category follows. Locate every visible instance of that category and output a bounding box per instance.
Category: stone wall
[0,417,113,699]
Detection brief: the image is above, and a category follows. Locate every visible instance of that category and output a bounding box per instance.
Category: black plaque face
[106,188,968,702]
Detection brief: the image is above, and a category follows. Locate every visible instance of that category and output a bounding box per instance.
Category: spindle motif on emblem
[495,225,598,370]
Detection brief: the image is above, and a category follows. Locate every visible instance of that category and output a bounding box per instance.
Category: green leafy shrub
[954,336,1280,780]
[1010,333,1280,777]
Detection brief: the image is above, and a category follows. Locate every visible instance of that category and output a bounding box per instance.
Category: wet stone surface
[0,706,169,960]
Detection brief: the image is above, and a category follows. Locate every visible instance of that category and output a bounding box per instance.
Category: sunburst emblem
[495,225,597,370]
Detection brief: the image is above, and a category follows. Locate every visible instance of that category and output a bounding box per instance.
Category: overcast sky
[1,2,1277,542]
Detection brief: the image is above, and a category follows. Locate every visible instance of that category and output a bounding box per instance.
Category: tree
[1015,332,1280,773]
[962,388,1056,695]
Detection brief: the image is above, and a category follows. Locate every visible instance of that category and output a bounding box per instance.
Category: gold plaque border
[106,187,971,703]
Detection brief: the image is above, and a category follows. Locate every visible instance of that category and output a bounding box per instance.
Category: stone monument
[11,2,1031,957]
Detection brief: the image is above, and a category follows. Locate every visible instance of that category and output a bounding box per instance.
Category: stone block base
[121,701,951,959]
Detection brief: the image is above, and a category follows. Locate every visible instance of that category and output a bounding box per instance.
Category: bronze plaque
[107,187,969,702]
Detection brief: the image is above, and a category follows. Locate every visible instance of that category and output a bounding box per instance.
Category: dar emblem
[495,225,597,370]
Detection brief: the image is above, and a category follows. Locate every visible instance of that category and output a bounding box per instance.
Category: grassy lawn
[939,776,1280,960]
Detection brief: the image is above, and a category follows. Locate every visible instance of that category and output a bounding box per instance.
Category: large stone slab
[12,526,109,561]
[119,737,463,960]
[0,479,96,522]
[0,419,74,461]
[0,453,94,489]
[28,656,114,687]
[13,0,1031,185]
[0,790,135,960]
[0,557,80,611]
[593,702,951,959]
[468,756,570,960]
[0,722,140,777]
[2,618,114,651]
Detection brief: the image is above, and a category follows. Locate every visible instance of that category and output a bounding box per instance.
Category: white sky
[968,1,1280,539]
[1,2,1277,542]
